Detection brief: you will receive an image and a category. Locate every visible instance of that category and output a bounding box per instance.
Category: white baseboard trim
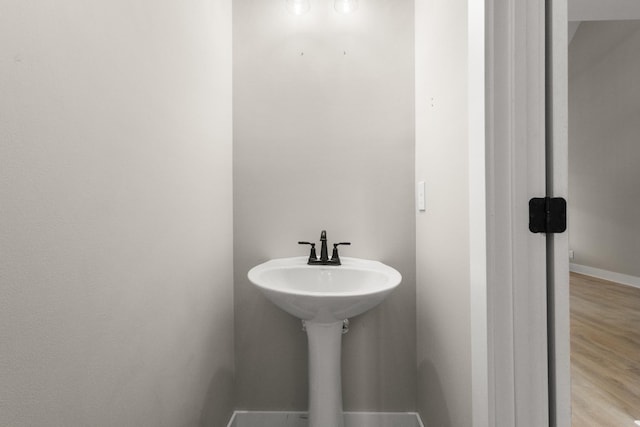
[570,263,640,290]
[225,411,237,427]
[226,410,424,427]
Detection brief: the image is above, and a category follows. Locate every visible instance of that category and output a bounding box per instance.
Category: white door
[485,0,570,426]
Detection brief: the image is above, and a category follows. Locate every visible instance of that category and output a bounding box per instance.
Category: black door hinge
[529,197,567,233]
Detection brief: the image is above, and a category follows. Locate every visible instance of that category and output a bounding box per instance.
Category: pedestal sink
[248,256,401,427]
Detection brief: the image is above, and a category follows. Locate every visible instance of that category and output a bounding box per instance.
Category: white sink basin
[248,255,401,426]
[248,256,401,323]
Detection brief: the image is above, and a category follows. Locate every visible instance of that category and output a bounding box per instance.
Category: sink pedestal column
[305,320,344,427]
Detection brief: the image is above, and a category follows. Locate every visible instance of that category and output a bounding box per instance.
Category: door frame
[484,0,570,425]
[545,0,571,426]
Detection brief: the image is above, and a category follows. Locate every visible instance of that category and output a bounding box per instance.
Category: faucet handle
[330,242,351,265]
[298,241,318,262]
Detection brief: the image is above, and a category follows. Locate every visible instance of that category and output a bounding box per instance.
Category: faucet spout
[319,230,328,262]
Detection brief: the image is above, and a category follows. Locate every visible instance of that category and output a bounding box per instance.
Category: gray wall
[0,1,234,426]
[569,20,640,277]
[415,0,472,425]
[233,0,416,412]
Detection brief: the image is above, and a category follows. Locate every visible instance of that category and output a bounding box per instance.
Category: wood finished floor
[571,272,640,426]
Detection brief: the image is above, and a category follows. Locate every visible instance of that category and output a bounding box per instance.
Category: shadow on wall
[199,369,235,427]
[417,360,451,427]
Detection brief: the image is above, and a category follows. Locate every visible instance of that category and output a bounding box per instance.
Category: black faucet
[299,230,350,265]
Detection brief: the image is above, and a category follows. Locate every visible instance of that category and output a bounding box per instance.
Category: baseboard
[570,263,640,290]
[226,410,425,427]
[226,411,237,427]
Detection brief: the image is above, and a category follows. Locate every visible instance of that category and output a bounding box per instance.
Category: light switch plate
[417,181,425,211]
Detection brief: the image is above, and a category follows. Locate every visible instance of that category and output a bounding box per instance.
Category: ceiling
[569,0,640,21]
